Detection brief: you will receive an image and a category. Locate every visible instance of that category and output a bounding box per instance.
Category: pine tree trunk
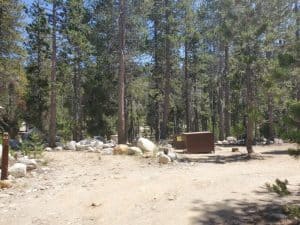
[223,44,231,137]
[217,49,225,140]
[246,64,254,154]
[295,0,300,100]
[73,53,82,142]
[268,92,274,142]
[218,84,225,140]
[153,2,160,141]
[161,0,171,140]
[118,0,126,144]
[49,0,57,147]
[184,40,191,132]
[37,1,43,132]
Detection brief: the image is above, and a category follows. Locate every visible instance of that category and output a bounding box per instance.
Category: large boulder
[158,154,171,164]
[8,163,27,178]
[128,147,143,156]
[75,139,103,151]
[137,138,157,154]
[17,157,37,171]
[65,141,76,151]
[113,144,129,155]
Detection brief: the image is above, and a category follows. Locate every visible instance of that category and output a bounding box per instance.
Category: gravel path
[0,144,299,225]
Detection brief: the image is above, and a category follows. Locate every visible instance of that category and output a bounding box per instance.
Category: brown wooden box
[182,132,214,153]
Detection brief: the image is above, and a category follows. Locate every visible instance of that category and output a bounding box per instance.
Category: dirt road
[0,144,299,225]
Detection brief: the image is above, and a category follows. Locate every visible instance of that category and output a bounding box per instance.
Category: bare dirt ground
[0,144,299,225]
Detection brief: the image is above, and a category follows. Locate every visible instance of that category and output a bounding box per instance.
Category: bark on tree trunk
[49,0,57,147]
[73,53,82,142]
[217,50,225,140]
[246,64,254,154]
[295,0,300,100]
[118,0,126,144]
[161,0,171,140]
[37,2,44,132]
[153,3,160,141]
[184,40,191,132]
[268,92,274,142]
[223,44,231,137]
[153,0,160,142]
[218,84,225,140]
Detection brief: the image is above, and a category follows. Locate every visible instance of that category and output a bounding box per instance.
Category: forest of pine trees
[0,0,299,152]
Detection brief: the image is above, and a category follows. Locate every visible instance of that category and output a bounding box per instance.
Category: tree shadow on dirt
[190,189,300,225]
[261,150,290,155]
[177,153,269,164]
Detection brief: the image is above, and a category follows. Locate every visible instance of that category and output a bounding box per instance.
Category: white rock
[75,143,89,151]
[65,141,76,150]
[103,143,115,149]
[101,148,114,155]
[7,175,15,180]
[79,139,91,145]
[55,146,63,151]
[226,136,237,144]
[128,147,143,156]
[17,157,37,171]
[8,163,27,178]
[158,154,171,164]
[137,138,157,154]
[167,152,177,161]
[87,147,95,152]
[222,140,229,145]
[44,147,52,151]
[92,140,103,149]
[274,138,284,144]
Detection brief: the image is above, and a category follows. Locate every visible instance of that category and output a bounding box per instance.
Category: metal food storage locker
[182,132,214,153]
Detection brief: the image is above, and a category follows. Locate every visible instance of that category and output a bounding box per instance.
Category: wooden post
[1,132,9,180]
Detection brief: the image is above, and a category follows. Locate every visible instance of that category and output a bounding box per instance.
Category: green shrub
[21,131,44,158]
[265,179,291,197]
[283,204,300,219]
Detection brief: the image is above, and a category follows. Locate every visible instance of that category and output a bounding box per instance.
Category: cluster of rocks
[1,144,38,179]
[216,136,238,145]
[45,137,177,164]
[216,136,285,146]
[44,138,114,154]
[113,137,177,164]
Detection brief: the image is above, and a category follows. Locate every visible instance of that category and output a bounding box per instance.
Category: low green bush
[265,179,291,197]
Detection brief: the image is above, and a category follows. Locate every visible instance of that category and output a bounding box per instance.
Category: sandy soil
[0,144,299,225]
